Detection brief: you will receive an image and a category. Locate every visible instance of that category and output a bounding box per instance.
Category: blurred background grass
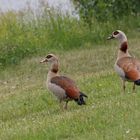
[0,0,139,68]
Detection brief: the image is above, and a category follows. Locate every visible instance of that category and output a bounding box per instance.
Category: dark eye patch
[113,31,119,35]
[46,54,52,59]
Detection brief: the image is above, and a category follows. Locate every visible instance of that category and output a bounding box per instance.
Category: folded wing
[117,57,140,81]
[51,76,80,99]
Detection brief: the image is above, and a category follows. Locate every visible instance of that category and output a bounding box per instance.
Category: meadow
[0,3,140,140]
[1,37,140,140]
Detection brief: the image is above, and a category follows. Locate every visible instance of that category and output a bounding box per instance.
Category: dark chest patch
[51,68,58,73]
[51,63,58,73]
[120,42,128,53]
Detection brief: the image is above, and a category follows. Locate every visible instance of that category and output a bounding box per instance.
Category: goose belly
[114,64,126,80]
[47,82,67,100]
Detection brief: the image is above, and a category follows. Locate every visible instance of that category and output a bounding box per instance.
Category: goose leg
[64,101,68,110]
[132,83,136,93]
[122,80,126,93]
[59,99,64,110]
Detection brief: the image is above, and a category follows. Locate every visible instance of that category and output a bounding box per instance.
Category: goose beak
[107,35,114,40]
[40,58,48,63]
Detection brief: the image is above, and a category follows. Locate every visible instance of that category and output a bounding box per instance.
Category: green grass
[0,38,140,140]
[0,8,139,67]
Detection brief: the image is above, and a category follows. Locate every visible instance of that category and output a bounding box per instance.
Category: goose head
[107,30,127,43]
[40,54,58,64]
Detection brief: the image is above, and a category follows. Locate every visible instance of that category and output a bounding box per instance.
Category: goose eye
[113,31,119,35]
[46,55,52,59]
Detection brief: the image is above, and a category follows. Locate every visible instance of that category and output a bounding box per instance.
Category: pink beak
[40,58,48,63]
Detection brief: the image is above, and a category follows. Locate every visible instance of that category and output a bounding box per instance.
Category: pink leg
[122,80,126,93]
[64,101,68,110]
[132,83,136,93]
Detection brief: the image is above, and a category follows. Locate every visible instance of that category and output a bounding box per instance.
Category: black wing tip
[134,79,140,85]
[74,92,88,105]
[80,92,88,98]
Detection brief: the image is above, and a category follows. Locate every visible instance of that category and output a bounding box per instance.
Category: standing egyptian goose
[40,54,87,109]
[107,30,140,93]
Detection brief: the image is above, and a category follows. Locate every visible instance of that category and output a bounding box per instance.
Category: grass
[0,37,140,140]
[0,8,139,67]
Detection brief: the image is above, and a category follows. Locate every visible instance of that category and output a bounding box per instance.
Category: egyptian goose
[40,54,87,109]
[107,30,140,93]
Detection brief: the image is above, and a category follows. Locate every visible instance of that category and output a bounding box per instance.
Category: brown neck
[51,62,59,74]
[120,41,128,53]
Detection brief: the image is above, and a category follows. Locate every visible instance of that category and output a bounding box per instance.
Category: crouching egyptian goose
[40,54,87,109]
[107,30,140,93]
